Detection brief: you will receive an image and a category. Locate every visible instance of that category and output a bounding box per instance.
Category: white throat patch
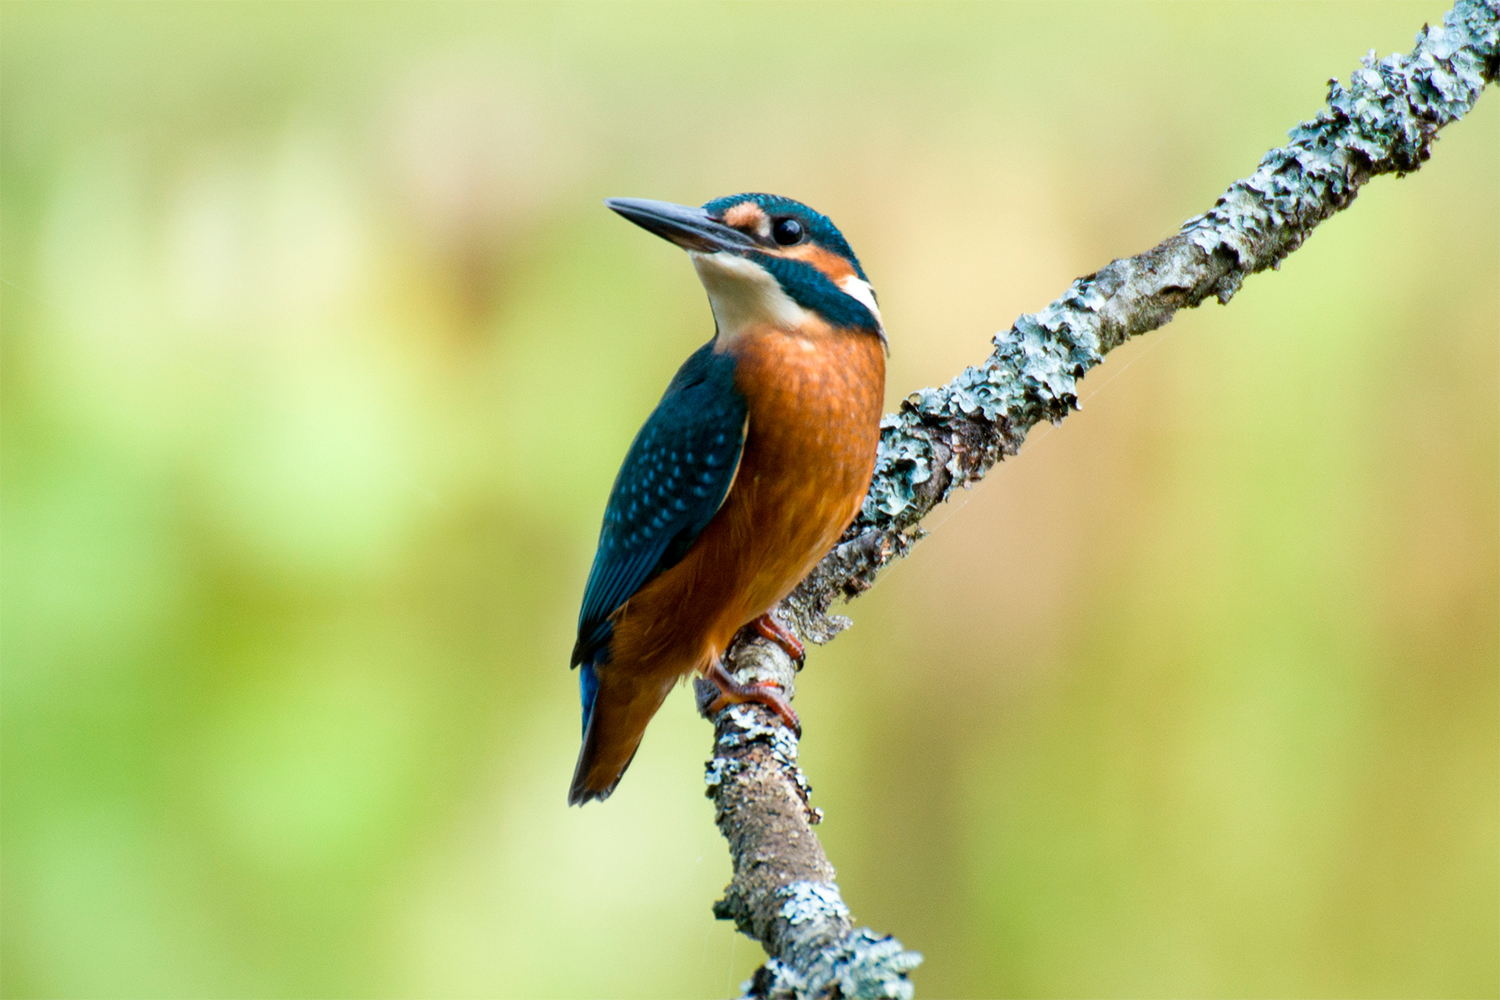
[691,252,810,345]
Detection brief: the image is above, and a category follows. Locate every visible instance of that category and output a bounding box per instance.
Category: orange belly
[607,324,886,685]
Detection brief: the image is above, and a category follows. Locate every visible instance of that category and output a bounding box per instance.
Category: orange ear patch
[783,243,857,283]
[722,202,769,237]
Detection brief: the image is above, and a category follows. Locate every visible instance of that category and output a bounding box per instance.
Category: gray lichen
[706,4,1497,997]
[763,886,922,1000]
[747,897,923,1000]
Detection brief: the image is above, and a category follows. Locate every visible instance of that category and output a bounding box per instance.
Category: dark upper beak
[604,198,757,254]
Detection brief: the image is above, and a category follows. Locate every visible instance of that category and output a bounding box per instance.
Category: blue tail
[568,639,662,806]
[578,659,600,737]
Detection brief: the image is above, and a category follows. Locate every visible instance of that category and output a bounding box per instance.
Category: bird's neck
[691,252,812,350]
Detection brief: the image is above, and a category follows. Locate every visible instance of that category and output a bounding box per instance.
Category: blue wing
[571,342,747,675]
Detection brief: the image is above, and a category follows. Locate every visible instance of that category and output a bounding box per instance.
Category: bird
[569,193,887,805]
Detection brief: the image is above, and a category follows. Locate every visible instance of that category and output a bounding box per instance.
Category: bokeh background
[3,3,1495,997]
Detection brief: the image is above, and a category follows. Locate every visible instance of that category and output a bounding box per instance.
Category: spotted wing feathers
[572,343,747,673]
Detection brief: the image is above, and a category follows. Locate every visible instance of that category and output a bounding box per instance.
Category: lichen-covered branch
[702,4,1499,998]
[694,644,922,1000]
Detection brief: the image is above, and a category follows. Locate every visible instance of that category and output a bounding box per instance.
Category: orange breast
[607,323,886,683]
[716,324,886,618]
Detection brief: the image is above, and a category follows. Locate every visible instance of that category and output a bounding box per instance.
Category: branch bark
[700,4,1499,997]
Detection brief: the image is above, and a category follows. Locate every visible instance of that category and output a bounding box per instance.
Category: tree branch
[700,3,1499,997]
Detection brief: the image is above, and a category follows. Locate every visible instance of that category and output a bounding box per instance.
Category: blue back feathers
[571,341,749,730]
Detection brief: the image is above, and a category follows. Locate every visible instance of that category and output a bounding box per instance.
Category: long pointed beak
[604,198,757,254]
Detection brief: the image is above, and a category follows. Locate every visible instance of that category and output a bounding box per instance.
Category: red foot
[702,660,802,737]
[751,613,805,665]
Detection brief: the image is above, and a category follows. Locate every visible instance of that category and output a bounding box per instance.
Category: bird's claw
[702,660,802,737]
[750,612,805,666]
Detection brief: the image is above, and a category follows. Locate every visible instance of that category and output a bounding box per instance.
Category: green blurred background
[2,3,1495,997]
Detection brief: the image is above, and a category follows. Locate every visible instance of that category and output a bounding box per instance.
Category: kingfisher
[569,193,886,805]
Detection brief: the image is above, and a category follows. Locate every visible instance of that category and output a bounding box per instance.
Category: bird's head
[605,193,885,347]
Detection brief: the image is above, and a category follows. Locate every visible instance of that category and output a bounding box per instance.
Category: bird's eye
[771,217,804,246]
